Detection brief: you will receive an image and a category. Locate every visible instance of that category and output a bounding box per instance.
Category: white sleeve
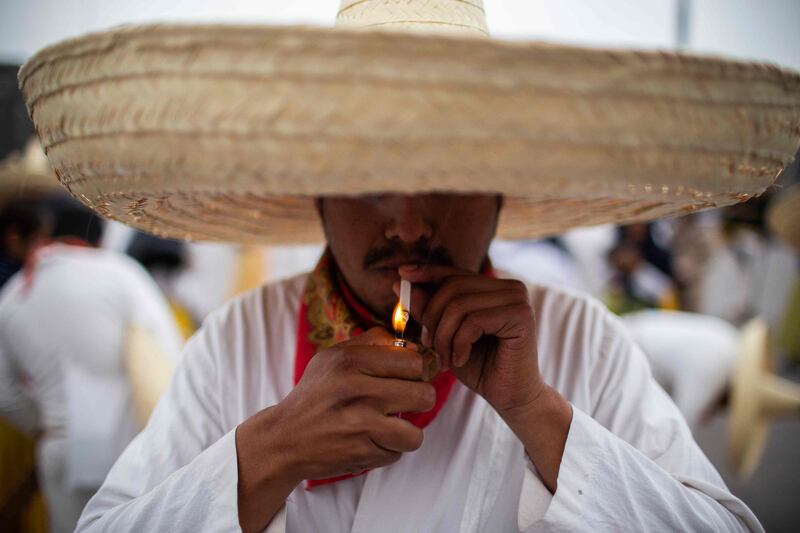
[76,324,240,532]
[0,338,38,435]
[518,311,762,532]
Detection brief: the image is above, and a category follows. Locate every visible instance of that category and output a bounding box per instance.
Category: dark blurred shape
[44,194,103,247]
[0,65,35,161]
[126,232,186,273]
[126,231,196,339]
[721,193,770,237]
[0,196,50,287]
[0,193,104,288]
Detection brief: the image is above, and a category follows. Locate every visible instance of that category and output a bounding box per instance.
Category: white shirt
[78,273,761,532]
[0,244,183,487]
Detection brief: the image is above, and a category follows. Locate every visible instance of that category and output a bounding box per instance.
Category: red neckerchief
[22,238,91,295]
[294,251,458,489]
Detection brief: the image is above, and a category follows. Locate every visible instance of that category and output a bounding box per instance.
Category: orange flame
[392,299,409,338]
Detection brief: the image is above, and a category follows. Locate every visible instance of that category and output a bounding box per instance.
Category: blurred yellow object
[0,417,47,532]
[727,319,800,479]
[777,279,800,362]
[124,325,175,428]
[169,301,196,341]
[767,185,800,252]
[230,245,265,297]
[658,290,680,311]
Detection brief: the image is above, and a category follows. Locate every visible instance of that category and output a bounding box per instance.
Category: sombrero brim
[0,171,59,203]
[18,24,800,243]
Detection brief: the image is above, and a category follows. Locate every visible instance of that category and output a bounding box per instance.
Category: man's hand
[235,327,434,532]
[397,264,572,492]
[396,264,544,415]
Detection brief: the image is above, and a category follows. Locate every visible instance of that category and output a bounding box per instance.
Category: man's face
[319,193,500,318]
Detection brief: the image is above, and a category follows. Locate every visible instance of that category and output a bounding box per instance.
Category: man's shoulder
[499,272,627,373]
[201,271,309,335]
[496,269,610,325]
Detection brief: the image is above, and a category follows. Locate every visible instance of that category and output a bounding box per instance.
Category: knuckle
[506,278,527,294]
[335,350,359,372]
[353,440,374,460]
[514,279,528,292]
[448,297,468,316]
[332,380,361,406]
[410,353,425,376]
[410,427,424,449]
[326,347,345,366]
[518,303,536,320]
[382,451,403,466]
[463,312,479,328]
[419,384,436,410]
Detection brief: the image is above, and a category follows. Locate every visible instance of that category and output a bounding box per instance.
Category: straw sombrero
[767,185,800,251]
[0,138,59,203]
[17,0,800,244]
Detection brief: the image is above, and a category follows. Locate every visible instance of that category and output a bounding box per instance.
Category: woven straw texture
[18,23,800,244]
[336,0,489,36]
[768,186,800,251]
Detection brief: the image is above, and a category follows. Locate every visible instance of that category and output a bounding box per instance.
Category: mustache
[363,240,454,270]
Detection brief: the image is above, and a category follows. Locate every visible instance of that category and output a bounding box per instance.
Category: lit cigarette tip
[393,279,412,339]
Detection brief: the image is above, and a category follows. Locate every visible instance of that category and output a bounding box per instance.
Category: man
[19,1,799,531]
[71,193,758,532]
[0,196,184,532]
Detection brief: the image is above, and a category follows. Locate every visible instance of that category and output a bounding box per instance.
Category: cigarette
[400,279,411,315]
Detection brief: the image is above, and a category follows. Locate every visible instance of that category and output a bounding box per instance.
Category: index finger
[341,345,426,381]
[346,327,418,351]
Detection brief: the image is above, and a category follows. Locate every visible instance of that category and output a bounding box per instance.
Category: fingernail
[421,326,430,346]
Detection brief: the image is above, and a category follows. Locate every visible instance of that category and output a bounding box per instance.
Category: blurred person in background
[669,212,725,311]
[767,185,800,369]
[489,237,586,292]
[0,194,183,533]
[0,197,49,287]
[126,232,197,339]
[697,197,771,326]
[606,223,678,313]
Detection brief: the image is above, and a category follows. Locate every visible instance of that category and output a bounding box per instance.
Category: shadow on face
[319,193,501,318]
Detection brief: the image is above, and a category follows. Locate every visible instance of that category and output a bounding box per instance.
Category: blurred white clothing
[699,229,798,327]
[0,244,183,532]
[622,310,739,428]
[490,240,586,291]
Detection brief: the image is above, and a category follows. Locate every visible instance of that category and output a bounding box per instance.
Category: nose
[383,196,433,244]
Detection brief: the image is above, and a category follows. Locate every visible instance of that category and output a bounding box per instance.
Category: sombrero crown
[18,0,800,243]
